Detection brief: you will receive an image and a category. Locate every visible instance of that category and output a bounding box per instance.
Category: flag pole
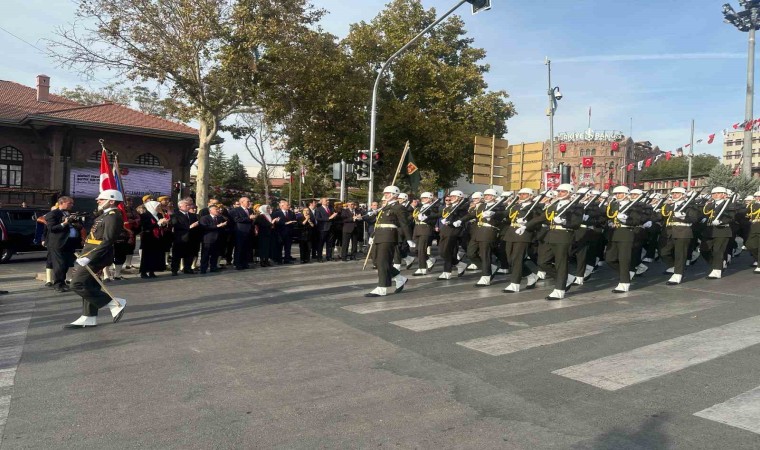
[687,119,694,187]
[391,141,411,186]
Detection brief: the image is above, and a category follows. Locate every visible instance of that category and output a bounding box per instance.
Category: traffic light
[466,0,491,14]
[372,151,382,169]
[355,150,371,180]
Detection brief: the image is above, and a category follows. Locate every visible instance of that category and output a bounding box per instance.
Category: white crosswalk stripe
[458,298,725,356]
[0,300,34,446]
[694,385,760,435]
[552,315,760,391]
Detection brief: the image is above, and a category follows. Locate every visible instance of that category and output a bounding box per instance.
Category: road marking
[391,291,651,332]
[0,368,15,388]
[342,286,500,314]
[694,385,760,435]
[553,315,760,391]
[458,298,723,355]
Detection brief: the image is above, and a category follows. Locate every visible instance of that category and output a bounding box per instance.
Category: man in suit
[272,200,297,263]
[170,199,200,275]
[44,196,82,292]
[198,198,218,217]
[229,197,254,269]
[314,197,337,261]
[340,201,362,261]
[198,205,227,273]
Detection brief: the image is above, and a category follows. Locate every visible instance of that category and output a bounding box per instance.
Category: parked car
[0,207,48,263]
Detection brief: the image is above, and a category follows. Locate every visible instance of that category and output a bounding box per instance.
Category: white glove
[642,221,652,229]
[368,237,374,245]
[582,214,589,222]
[617,213,628,222]
[75,257,91,266]
[515,226,526,235]
[481,211,494,218]
[711,219,721,226]
[367,210,376,216]
[517,218,527,225]
[440,218,448,225]
[674,211,686,219]
[407,240,416,248]
[701,217,707,224]
[553,216,566,225]
[452,220,462,228]
[418,214,427,222]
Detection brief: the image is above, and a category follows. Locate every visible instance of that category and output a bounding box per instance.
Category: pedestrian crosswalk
[0,297,34,448]
[301,258,760,437]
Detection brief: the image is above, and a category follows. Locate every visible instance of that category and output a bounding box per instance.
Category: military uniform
[71,207,122,319]
[438,198,469,277]
[605,199,647,288]
[745,199,760,272]
[571,197,604,282]
[369,201,412,295]
[500,198,542,291]
[460,200,503,285]
[659,198,700,282]
[700,197,737,275]
[532,197,582,297]
[412,201,440,274]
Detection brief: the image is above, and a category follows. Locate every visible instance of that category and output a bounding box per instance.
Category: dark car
[0,207,49,263]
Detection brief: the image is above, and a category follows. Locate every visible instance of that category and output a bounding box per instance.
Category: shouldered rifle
[713,192,738,222]
[583,192,603,210]
[418,197,441,215]
[523,190,548,216]
[555,193,584,219]
[620,190,651,214]
[675,186,706,213]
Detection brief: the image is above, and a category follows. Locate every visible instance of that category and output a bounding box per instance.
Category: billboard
[69,166,173,199]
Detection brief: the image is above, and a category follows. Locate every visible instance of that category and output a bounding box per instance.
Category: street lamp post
[367,0,491,205]
[545,58,562,172]
[723,1,760,178]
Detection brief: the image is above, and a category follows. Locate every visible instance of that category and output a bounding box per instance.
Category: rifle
[523,190,549,216]
[417,197,441,216]
[713,192,738,223]
[583,191,603,210]
[620,189,652,214]
[554,193,584,219]
[675,186,706,213]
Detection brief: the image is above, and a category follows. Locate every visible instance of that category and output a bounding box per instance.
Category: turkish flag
[99,149,116,192]
[747,121,754,131]
[582,157,594,167]
[665,151,672,160]
[733,123,740,129]
[645,158,652,168]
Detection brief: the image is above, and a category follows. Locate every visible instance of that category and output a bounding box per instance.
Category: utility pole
[688,119,695,187]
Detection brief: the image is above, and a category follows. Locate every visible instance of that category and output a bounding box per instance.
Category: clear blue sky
[1,0,752,165]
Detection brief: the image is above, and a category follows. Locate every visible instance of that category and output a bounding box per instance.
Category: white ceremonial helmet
[383,186,400,195]
[745,195,754,201]
[671,187,686,195]
[612,186,630,195]
[398,193,409,201]
[449,190,464,198]
[471,191,483,199]
[577,187,590,195]
[630,189,644,195]
[545,190,558,198]
[754,191,760,197]
[711,186,727,194]
[483,188,498,197]
[97,189,124,202]
[420,192,433,199]
[557,183,574,193]
[600,191,610,198]
[518,188,534,195]
[590,190,601,195]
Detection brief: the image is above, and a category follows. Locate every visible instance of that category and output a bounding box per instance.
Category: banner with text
[70,166,172,199]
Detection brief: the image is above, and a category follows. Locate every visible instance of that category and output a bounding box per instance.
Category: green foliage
[706,164,760,198]
[224,154,252,191]
[639,154,719,181]
[256,0,515,188]
[58,84,177,120]
[208,145,228,186]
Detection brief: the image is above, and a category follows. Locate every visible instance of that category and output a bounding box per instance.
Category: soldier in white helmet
[437,190,470,279]
[501,188,542,293]
[659,187,701,285]
[628,188,654,277]
[65,189,127,328]
[458,188,503,286]
[411,192,441,276]
[746,190,760,272]
[700,186,736,279]
[395,192,415,269]
[570,188,603,285]
[366,186,414,297]
[605,185,648,293]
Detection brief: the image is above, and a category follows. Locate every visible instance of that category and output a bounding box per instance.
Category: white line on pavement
[694,385,760,435]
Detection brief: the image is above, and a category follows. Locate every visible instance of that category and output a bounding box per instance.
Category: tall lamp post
[545,57,563,172]
[366,0,492,205]
[723,1,760,178]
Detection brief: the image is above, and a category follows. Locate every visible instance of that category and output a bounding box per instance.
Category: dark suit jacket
[271,208,296,235]
[314,205,334,232]
[199,214,226,244]
[230,206,253,233]
[341,208,361,233]
[170,211,198,243]
[44,209,76,250]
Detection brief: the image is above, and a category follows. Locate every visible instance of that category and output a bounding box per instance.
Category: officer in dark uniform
[501,188,542,293]
[605,185,647,293]
[530,184,582,300]
[745,190,760,272]
[701,186,737,279]
[366,186,414,297]
[437,190,470,279]
[44,196,82,292]
[459,189,503,287]
[66,189,127,328]
[411,192,440,276]
[659,187,701,285]
[571,188,603,286]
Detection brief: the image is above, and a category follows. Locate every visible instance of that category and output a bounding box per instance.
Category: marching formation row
[366,184,760,299]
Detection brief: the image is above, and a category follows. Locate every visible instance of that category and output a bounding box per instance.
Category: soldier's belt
[510,223,524,228]
[86,238,102,245]
[579,224,593,229]
[550,225,572,231]
[414,221,430,226]
[753,219,760,223]
[615,224,633,228]
[668,223,691,227]
[376,224,398,229]
[477,223,496,228]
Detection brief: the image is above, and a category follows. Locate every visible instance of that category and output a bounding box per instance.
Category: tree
[48,0,323,208]
[639,154,719,181]
[706,164,760,198]
[256,0,515,189]
[224,154,252,191]
[208,144,229,186]
[58,84,132,105]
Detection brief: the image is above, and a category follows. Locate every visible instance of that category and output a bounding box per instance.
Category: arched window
[135,153,161,166]
[0,146,23,187]
[88,150,113,163]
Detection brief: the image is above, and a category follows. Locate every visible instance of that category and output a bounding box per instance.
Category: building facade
[722,130,760,176]
[0,75,198,207]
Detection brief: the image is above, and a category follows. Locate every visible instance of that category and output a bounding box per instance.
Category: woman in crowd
[254,204,275,267]
[331,202,343,259]
[298,207,315,264]
[139,200,169,278]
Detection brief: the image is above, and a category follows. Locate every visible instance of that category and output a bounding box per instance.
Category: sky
[1,0,753,167]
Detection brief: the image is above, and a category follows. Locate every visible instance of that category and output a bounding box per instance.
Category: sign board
[472,135,509,186]
[543,172,561,190]
[69,166,173,199]
[557,129,624,143]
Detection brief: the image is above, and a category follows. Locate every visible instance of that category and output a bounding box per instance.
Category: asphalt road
[1,250,759,449]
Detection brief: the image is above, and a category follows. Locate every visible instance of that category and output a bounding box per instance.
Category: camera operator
[44,196,83,292]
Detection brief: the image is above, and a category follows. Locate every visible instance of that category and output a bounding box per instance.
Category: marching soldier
[66,190,127,328]
[502,188,542,293]
[700,186,736,279]
[629,188,655,276]
[460,189,503,287]
[412,192,441,276]
[571,188,603,286]
[531,184,582,300]
[366,186,414,297]
[659,187,701,285]
[396,192,415,269]
[605,186,647,293]
[746,191,760,272]
[437,190,469,279]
